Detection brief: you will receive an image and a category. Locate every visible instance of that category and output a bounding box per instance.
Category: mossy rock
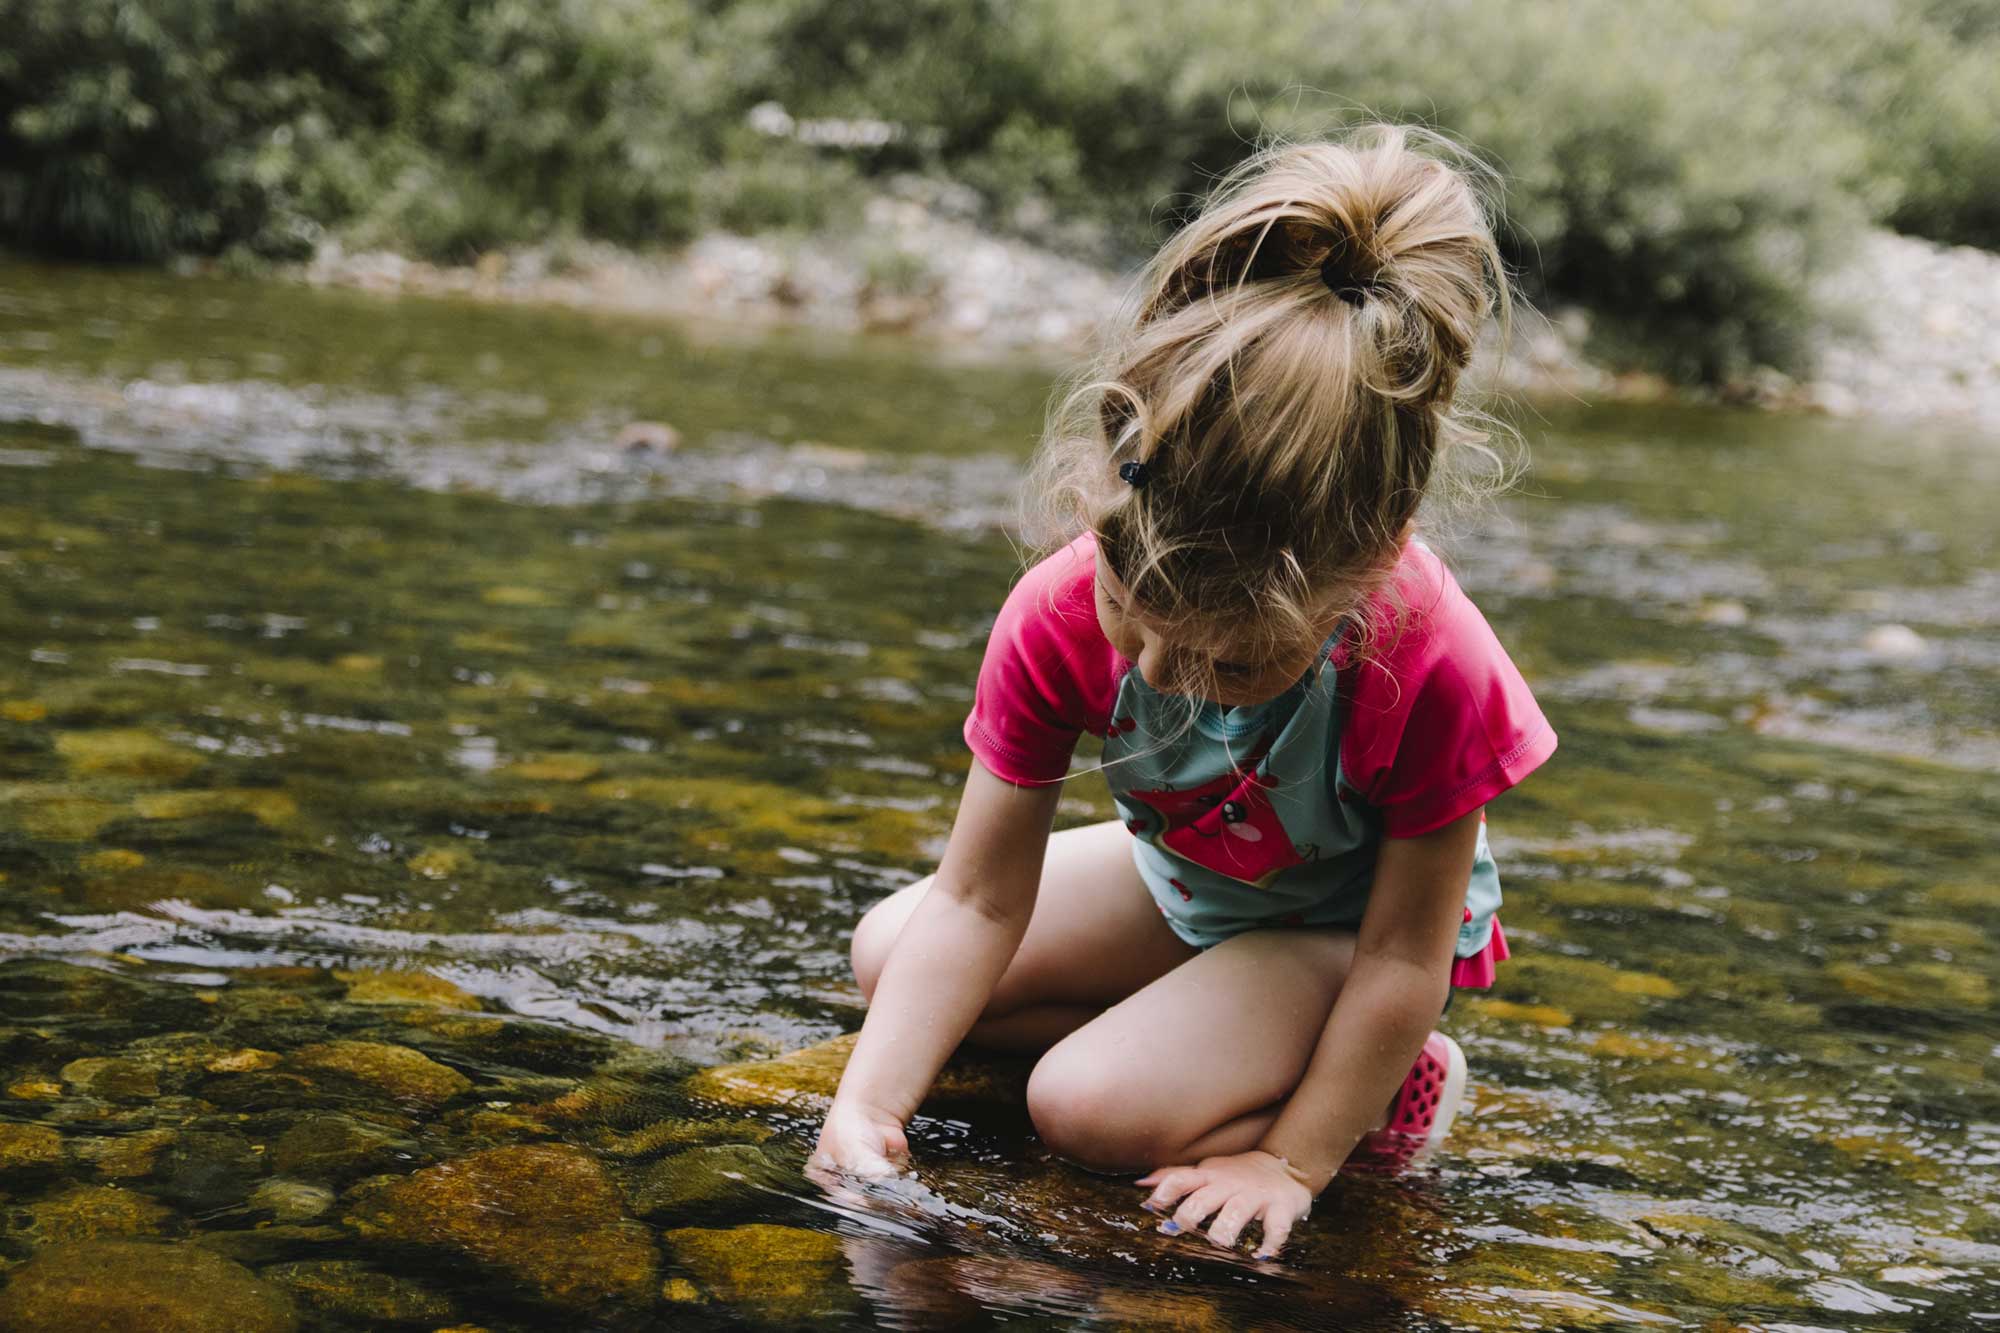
[0,1122,64,1178]
[623,1143,779,1219]
[270,1113,419,1182]
[0,1238,298,1332]
[75,1127,174,1179]
[343,1143,658,1308]
[288,1040,472,1109]
[664,1224,856,1323]
[53,729,204,780]
[264,1259,458,1325]
[683,1033,1027,1114]
[59,1056,160,1100]
[20,1183,176,1244]
[334,968,483,1011]
[151,1128,264,1210]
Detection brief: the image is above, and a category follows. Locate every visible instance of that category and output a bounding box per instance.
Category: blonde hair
[1027,122,1517,701]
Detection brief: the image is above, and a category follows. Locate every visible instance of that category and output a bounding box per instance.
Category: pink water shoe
[1346,1031,1467,1173]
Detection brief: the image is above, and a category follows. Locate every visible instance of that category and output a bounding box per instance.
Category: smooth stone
[0,1238,298,1333]
[192,1224,347,1267]
[623,1143,777,1219]
[249,1178,336,1222]
[288,1040,473,1108]
[343,1143,658,1308]
[75,1127,175,1178]
[263,1260,457,1325]
[663,1224,856,1323]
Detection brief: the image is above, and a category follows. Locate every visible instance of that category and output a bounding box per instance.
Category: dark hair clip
[1320,254,1372,307]
[1118,460,1151,488]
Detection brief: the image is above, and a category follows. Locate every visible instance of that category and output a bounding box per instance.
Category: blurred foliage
[2,0,1995,380]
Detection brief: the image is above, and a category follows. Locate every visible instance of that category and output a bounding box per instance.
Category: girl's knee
[850,876,932,1001]
[1025,1046,1164,1171]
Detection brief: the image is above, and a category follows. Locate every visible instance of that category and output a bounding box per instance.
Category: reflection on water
[0,261,1996,1329]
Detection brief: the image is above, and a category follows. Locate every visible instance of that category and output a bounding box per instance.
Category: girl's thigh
[1026,927,1358,1165]
[850,819,1196,1017]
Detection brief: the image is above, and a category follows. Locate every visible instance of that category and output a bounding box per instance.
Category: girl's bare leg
[849,819,1196,1053]
[1022,928,1362,1170]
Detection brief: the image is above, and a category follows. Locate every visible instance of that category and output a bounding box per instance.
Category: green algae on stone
[592,1115,774,1159]
[663,1223,857,1323]
[334,968,483,1011]
[622,1143,780,1219]
[270,1114,421,1182]
[343,1143,658,1308]
[150,1128,265,1210]
[58,1056,160,1100]
[288,1040,473,1109]
[0,1122,64,1177]
[52,729,205,780]
[683,1033,1027,1114]
[264,1259,458,1325]
[0,1238,298,1333]
[20,1183,176,1244]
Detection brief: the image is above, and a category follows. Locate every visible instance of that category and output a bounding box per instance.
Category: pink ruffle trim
[1449,918,1511,989]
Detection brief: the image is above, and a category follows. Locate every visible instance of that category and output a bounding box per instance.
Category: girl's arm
[1255,807,1478,1179]
[812,757,1063,1177]
[1138,807,1482,1255]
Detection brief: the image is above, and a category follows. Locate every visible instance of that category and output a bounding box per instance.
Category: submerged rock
[623,1143,778,1219]
[248,1178,337,1222]
[59,1055,160,1100]
[21,1183,176,1244]
[335,968,483,1011]
[684,1033,1026,1114]
[151,1128,264,1210]
[0,1238,298,1333]
[0,1121,64,1178]
[270,1113,419,1182]
[343,1143,658,1308]
[288,1040,473,1108]
[264,1259,458,1325]
[664,1224,856,1323]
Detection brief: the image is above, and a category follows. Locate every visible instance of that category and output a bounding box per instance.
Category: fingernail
[1253,1250,1273,1261]
[1158,1220,1181,1235]
[1140,1201,1158,1213]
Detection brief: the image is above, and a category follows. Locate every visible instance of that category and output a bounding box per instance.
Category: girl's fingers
[1140,1168,1202,1213]
[1167,1183,1229,1234]
[1205,1198,1260,1250]
[1254,1203,1299,1260]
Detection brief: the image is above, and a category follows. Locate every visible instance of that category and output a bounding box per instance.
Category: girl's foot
[1346,1031,1467,1172]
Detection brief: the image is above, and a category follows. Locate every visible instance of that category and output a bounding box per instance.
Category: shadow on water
[0,261,1996,1329]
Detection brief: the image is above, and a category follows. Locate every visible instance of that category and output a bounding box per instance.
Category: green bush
[2,0,1995,378]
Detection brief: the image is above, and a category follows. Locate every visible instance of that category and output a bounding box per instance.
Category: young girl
[810,124,1556,1260]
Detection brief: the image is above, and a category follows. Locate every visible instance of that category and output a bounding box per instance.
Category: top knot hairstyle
[1027,123,1516,697]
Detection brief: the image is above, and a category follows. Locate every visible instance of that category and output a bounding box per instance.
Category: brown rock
[0,1238,297,1332]
[664,1224,855,1322]
[289,1040,472,1108]
[343,1143,658,1308]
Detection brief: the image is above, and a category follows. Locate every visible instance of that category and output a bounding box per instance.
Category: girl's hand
[1137,1149,1317,1259]
[808,1098,911,1184]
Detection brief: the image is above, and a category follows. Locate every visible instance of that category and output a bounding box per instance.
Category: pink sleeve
[1341,544,1557,838]
[962,535,1125,786]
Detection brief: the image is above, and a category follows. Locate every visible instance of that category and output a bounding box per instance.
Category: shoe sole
[1415,1033,1469,1161]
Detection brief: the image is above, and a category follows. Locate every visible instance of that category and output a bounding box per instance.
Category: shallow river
[0,260,1996,1331]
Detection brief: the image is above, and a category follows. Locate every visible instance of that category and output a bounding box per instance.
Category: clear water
[0,259,1995,1330]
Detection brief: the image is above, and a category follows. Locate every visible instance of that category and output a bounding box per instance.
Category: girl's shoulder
[1341,540,1557,837]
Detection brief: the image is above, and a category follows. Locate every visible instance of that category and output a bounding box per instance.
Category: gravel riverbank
[290,190,2000,430]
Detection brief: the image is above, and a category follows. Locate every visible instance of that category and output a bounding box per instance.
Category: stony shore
[284,185,2000,432]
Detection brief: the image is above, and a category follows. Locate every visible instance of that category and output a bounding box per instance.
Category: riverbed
[1,260,1995,1330]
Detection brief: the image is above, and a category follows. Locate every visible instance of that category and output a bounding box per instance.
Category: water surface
[1,260,1995,1330]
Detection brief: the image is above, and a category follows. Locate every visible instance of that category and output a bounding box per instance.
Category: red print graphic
[1169,877,1193,902]
[1124,737,1305,889]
